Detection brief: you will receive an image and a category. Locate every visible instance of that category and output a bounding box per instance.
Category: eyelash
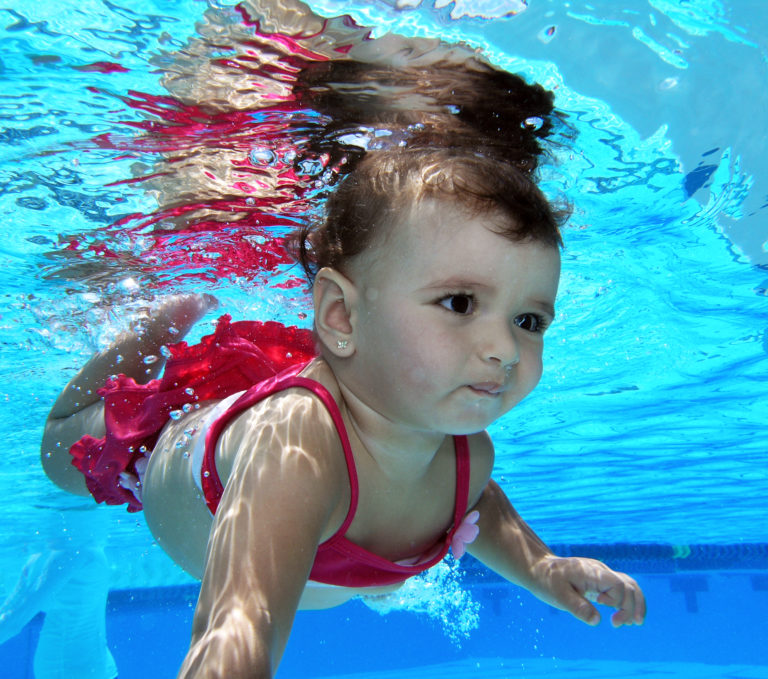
[436,293,550,333]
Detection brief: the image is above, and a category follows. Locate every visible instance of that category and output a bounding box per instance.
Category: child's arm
[468,479,646,627]
[177,391,349,679]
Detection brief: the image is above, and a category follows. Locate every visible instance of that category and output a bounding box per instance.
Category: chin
[440,414,495,436]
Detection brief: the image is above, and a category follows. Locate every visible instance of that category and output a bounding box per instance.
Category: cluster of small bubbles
[160,345,172,359]
[143,354,159,365]
[523,116,544,130]
[362,558,479,646]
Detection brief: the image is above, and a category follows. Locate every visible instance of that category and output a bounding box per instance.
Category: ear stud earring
[337,339,349,350]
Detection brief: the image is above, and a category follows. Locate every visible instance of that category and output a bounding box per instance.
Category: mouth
[467,382,506,397]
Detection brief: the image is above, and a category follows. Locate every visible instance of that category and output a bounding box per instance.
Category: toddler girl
[42,146,645,678]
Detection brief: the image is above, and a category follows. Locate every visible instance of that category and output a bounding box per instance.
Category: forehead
[356,197,560,290]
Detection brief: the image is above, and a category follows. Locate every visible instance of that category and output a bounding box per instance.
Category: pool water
[1,0,767,677]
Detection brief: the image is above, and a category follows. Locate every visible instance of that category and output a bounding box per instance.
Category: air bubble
[185,387,195,396]
[522,116,544,130]
[250,147,276,165]
[297,158,324,176]
[116,354,124,364]
[182,403,192,413]
[160,345,172,359]
[143,355,159,365]
[169,409,183,420]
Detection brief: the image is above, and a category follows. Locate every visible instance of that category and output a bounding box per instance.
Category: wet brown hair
[295,59,560,175]
[288,147,567,282]
[287,56,569,283]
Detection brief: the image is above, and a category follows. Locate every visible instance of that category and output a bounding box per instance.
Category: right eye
[438,294,475,315]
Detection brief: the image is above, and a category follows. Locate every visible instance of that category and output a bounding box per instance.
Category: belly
[298,581,403,610]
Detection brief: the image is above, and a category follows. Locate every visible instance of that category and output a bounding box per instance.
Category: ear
[313,267,358,357]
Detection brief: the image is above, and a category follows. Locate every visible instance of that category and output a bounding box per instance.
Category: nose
[480,321,520,369]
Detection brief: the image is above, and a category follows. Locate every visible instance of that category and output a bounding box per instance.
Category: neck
[335,378,448,481]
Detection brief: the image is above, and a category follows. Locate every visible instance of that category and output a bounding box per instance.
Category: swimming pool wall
[3,547,767,678]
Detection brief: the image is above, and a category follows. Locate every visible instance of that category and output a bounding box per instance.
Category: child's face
[345,198,561,436]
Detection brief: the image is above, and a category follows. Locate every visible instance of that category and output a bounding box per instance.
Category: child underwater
[17,1,646,677]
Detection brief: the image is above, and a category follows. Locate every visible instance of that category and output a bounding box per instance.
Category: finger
[556,585,601,626]
[598,578,645,627]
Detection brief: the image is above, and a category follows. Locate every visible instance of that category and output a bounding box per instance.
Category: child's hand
[529,555,646,627]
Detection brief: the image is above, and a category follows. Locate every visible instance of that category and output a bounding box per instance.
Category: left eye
[438,294,475,315]
[514,314,543,332]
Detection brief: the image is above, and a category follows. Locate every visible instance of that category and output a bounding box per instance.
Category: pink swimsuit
[70,315,475,587]
[200,365,471,587]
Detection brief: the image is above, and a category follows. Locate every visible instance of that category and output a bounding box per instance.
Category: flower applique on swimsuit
[450,510,480,558]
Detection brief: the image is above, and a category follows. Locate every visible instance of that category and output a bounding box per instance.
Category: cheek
[522,348,544,389]
[388,324,447,390]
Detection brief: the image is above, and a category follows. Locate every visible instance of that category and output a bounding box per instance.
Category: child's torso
[142,358,480,587]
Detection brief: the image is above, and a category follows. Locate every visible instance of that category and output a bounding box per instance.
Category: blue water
[1,0,767,677]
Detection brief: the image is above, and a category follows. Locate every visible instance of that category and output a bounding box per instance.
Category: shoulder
[465,430,496,509]
[213,370,352,538]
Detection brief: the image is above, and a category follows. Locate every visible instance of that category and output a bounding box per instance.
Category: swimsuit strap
[450,433,471,537]
[200,368,359,529]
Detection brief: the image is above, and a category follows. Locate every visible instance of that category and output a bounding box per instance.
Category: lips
[468,382,505,396]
